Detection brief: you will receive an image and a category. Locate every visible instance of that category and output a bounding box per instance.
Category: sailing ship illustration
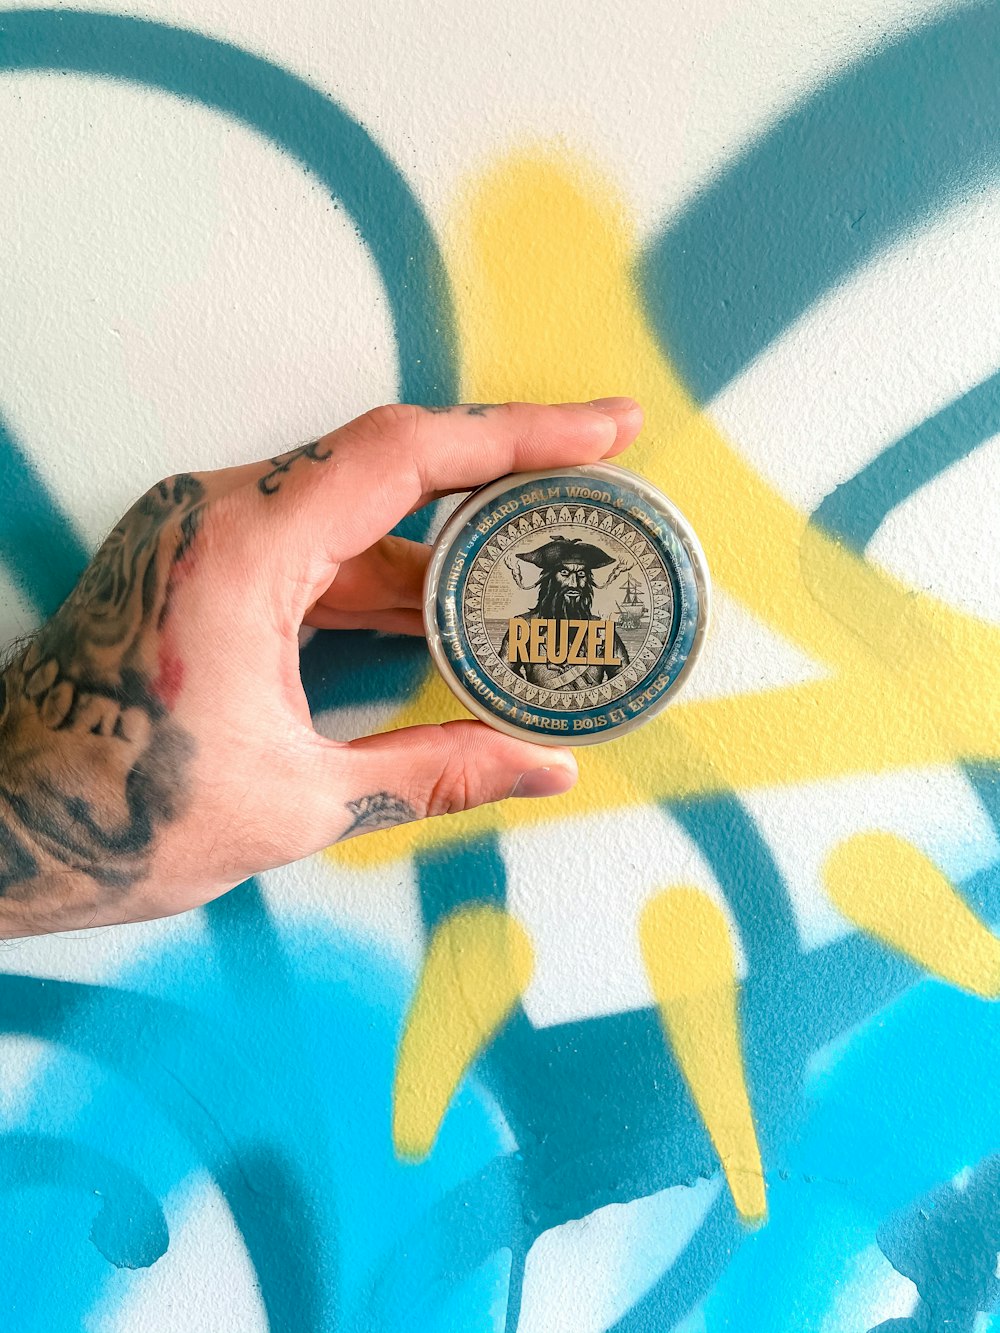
[616,576,647,631]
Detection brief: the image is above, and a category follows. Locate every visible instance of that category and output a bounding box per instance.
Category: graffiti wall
[1,1,999,1328]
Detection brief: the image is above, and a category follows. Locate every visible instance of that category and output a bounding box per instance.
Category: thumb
[326,720,577,842]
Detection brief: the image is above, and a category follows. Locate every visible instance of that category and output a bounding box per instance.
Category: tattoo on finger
[424,404,501,417]
[337,792,416,841]
[258,440,333,496]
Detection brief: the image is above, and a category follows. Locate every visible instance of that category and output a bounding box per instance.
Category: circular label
[429,469,707,743]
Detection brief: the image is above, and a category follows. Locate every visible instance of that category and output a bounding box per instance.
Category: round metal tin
[423,463,710,746]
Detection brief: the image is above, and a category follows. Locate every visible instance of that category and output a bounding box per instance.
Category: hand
[0,399,641,936]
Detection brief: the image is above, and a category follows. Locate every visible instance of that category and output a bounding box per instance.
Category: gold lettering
[603,619,621,666]
[529,618,546,663]
[505,617,622,667]
[548,619,568,664]
[568,621,588,665]
[507,618,530,663]
[586,621,601,663]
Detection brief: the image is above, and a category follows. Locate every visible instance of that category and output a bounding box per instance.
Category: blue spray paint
[0,9,457,420]
[814,368,1000,552]
[0,925,509,1331]
[639,1,1000,403]
[0,1132,168,1269]
[0,415,89,615]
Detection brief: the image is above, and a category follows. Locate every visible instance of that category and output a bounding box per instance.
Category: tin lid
[423,463,710,746]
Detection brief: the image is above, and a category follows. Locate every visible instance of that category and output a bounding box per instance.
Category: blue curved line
[609,1190,741,1333]
[0,8,457,415]
[808,373,1000,849]
[639,2,1000,402]
[201,877,292,995]
[965,762,1000,847]
[0,415,88,617]
[359,1155,530,1333]
[0,1132,168,1270]
[813,367,1000,551]
[667,794,799,975]
[416,833,509,933]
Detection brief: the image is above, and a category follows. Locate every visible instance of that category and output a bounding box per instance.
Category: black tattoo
[424,404,501,417]
[337,792,416,840]
[258,441,333,496]
[0,475,205,900]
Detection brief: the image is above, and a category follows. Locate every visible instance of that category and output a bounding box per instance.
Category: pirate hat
[516,535,616,571]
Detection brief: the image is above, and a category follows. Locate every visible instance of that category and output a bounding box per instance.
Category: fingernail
[586,396,639,413]
[510,765,577,799]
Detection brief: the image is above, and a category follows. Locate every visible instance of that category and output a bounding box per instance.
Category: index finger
[263,398,642,563]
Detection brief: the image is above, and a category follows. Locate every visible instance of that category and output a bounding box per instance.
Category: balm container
[423,463,710,745]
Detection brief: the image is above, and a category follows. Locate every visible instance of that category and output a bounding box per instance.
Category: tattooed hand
[0,399,641,936]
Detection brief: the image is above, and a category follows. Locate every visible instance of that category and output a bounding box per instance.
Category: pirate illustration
[499,535,631,690]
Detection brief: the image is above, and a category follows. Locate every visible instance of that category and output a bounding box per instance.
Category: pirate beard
[531,575,596,622]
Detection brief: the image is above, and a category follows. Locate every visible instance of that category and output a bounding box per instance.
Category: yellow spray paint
[824,832,1000,998]
[639,887,766,1224]
[392,904,533,1160]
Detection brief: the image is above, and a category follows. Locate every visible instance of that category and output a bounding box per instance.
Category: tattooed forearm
[337,792,416,841]
[258,441,333,496]
[0,474,204,904]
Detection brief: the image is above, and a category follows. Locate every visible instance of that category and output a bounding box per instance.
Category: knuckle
[341,405,426,497]
[422,751,474,819]
[357,402,422,443]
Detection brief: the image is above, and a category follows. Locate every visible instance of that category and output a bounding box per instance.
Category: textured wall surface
[1,1,1000,1329]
